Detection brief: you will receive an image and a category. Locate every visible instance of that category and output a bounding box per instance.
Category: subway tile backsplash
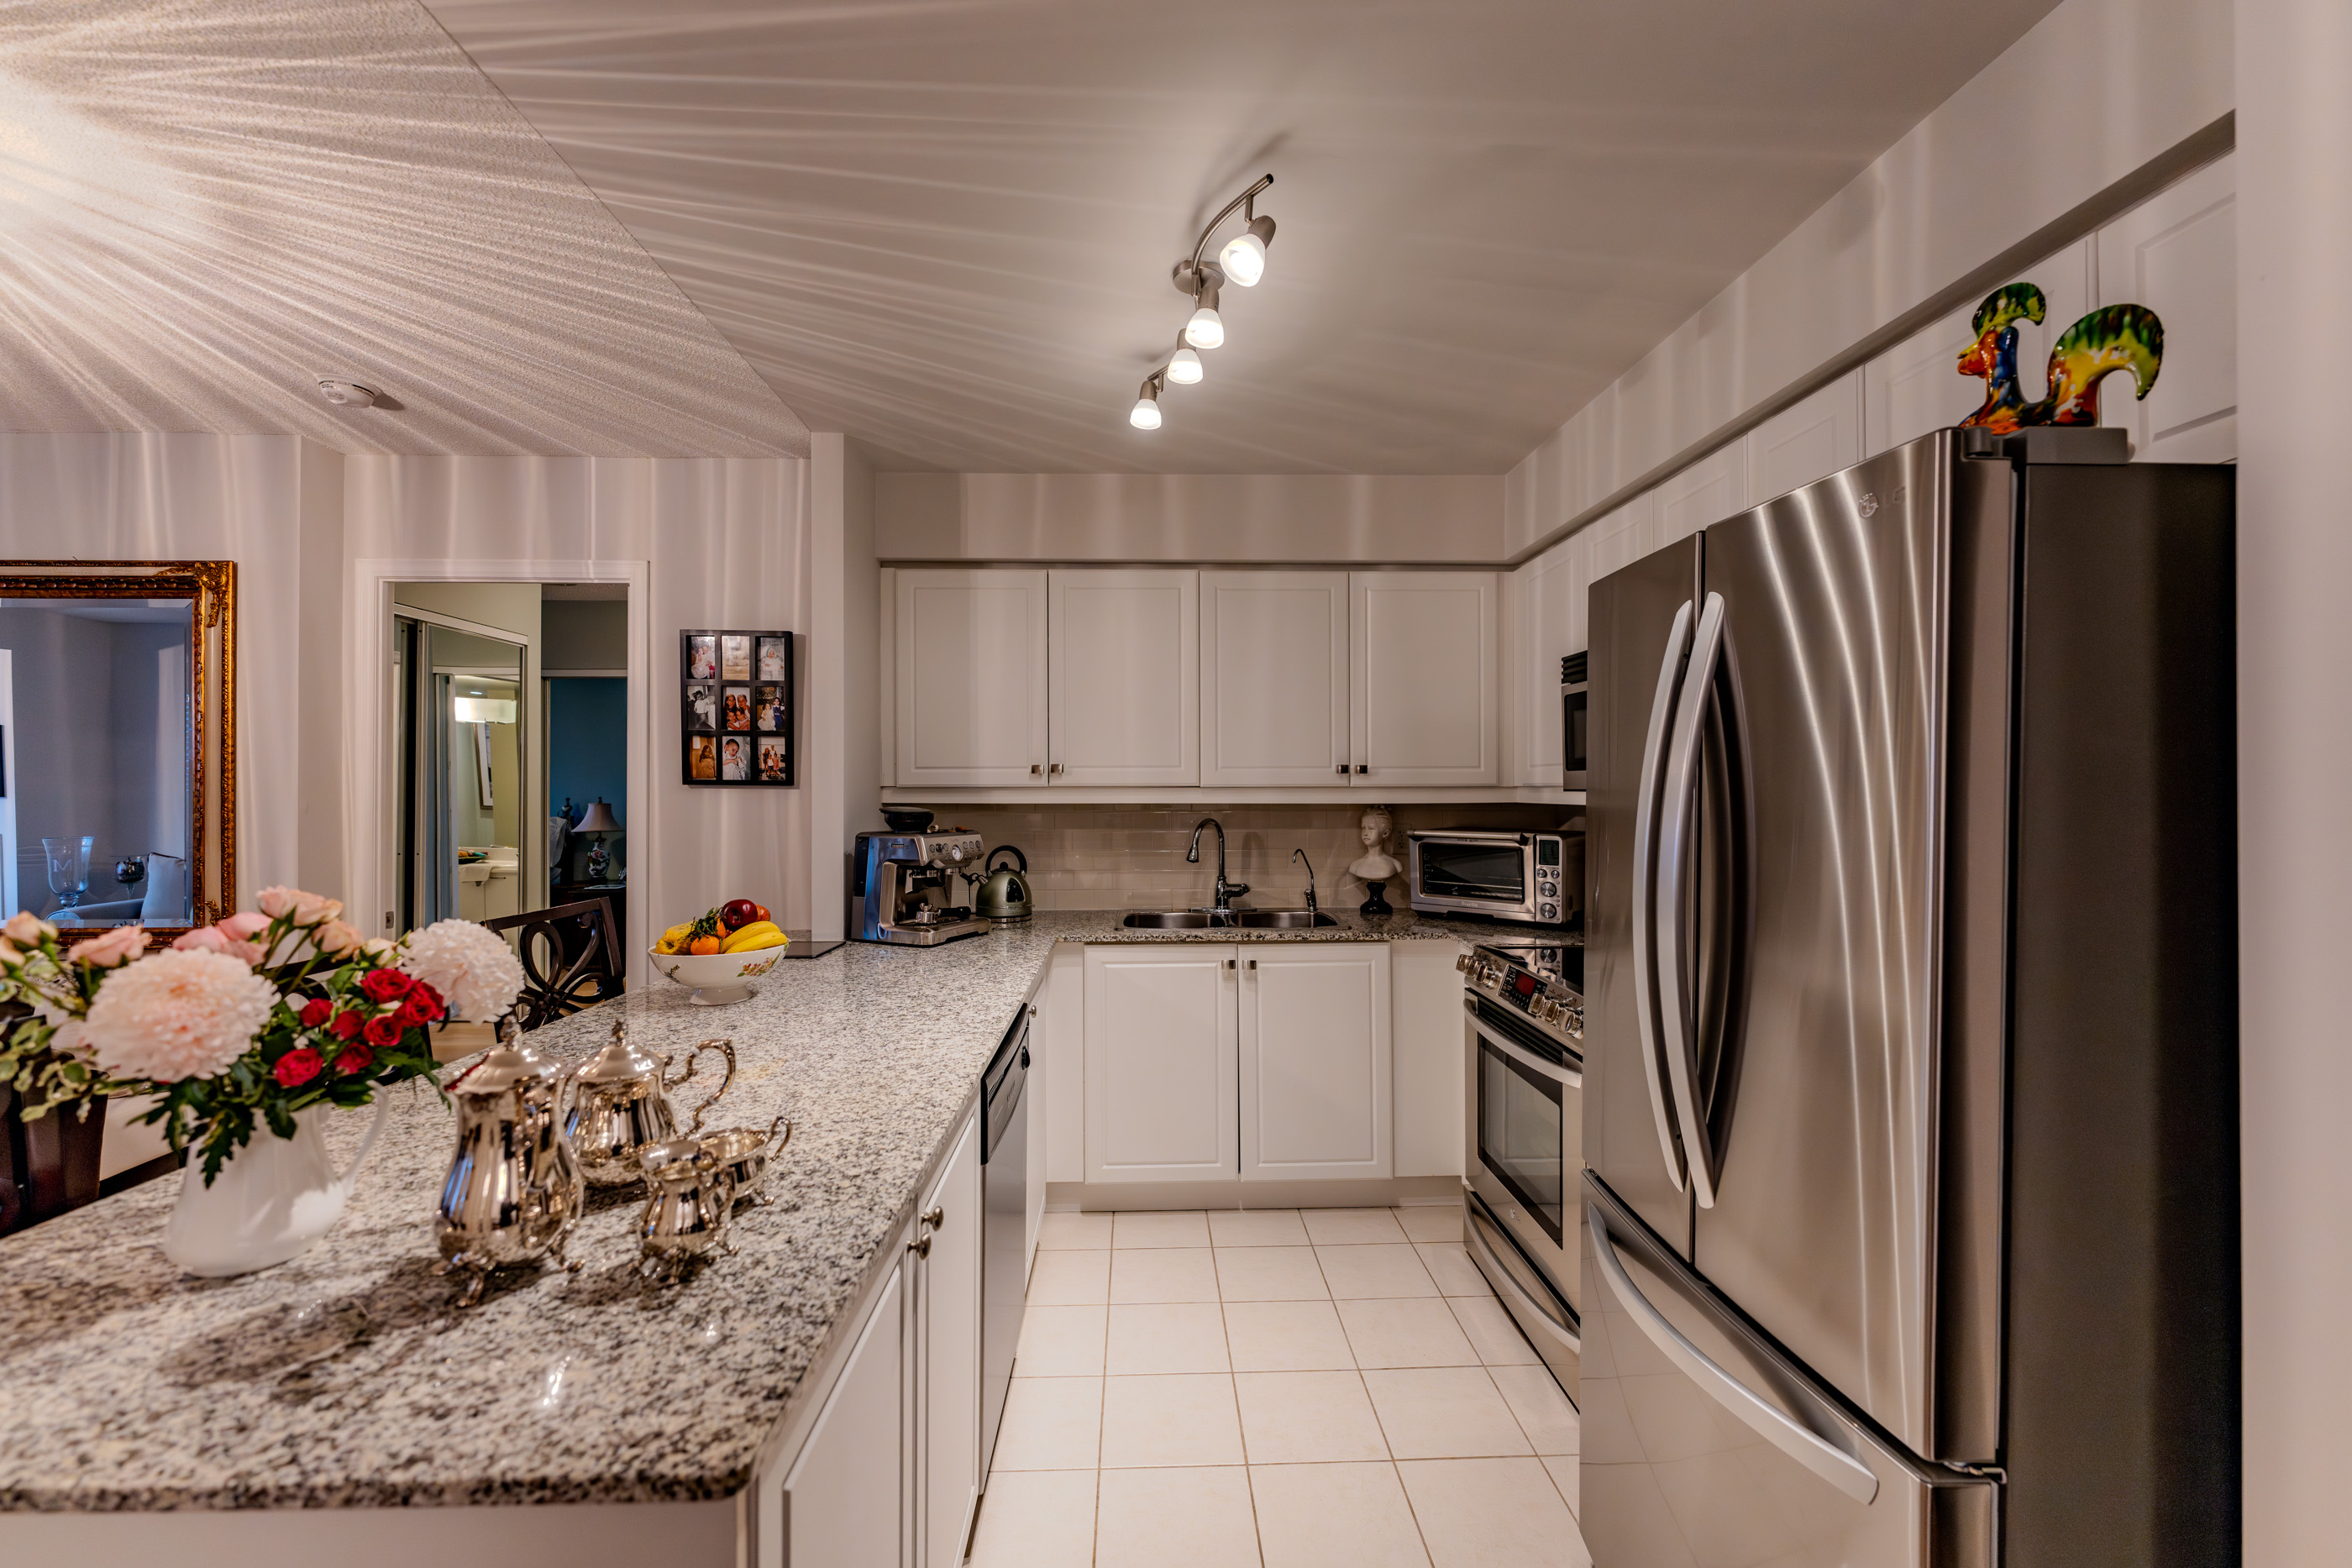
[909,804,1574,912]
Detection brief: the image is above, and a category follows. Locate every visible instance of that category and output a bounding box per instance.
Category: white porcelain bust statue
[1347,808,1402,883]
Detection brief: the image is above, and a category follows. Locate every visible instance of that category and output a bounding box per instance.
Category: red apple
[720,898,759,931]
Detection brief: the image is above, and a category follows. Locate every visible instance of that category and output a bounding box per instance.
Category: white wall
[877,471,1504,564]
[1504,0,2235,557]
[809,434,879,941]
[2236,0,2351,1559]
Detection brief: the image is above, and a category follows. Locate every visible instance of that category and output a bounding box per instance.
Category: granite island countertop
[0,909,1521,1513]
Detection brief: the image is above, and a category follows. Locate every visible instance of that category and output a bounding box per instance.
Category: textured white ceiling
[426,0,2058,472]
[0,2,806,455]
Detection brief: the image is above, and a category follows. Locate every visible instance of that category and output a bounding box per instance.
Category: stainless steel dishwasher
[979,1004,1031,1480]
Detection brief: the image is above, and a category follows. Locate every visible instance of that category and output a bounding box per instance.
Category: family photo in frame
[680,630,793,785]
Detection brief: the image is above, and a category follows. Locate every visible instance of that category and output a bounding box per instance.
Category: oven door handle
[1467,1005,1582,1089]
[1588,1200,1880,1505]
[1631,597,1694,1190]
[1466,1196,1580,1355]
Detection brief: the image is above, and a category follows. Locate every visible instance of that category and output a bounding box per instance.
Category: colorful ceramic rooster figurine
[1958,281,2164,433]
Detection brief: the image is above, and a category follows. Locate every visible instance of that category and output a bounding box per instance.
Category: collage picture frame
[681,629,794,786]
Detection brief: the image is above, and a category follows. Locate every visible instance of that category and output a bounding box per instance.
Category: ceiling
[0,2,804,455]
[0,1,2061,471]
[428,0,2058,472]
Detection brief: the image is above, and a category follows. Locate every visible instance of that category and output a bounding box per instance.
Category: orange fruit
[688,934,723,956]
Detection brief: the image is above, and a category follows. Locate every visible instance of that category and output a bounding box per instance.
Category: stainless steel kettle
[972,845,1033,924]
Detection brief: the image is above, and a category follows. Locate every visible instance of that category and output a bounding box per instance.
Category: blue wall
[549,678,627,846]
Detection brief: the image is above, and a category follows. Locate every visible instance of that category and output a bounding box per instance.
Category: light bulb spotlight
[1220,213,1277,286]
[1129,375,1163,430]
[1167,344,1203,384]
[1184,281,1225,349]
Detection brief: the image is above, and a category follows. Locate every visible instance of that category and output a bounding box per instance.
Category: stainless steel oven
[1408,829,1578,927]
[1460,939,1583,1397]
[1561,652,1587,790]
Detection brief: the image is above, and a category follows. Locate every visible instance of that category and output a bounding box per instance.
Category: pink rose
[171,926,264,966]
[217,911,270,941]
[255,887,342,926]
[3,912,56,945]
[71,925,147,968]
[312,920,363,957]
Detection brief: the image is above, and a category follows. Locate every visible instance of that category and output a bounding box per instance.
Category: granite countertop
[0,910,1504,1513]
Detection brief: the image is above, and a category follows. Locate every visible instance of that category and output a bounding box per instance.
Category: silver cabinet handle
[1049,762,1064,775]
[1631,598,1694,1191]
[1355,763,1368,774]
[1587,1202,1879,1505]
[1247,957,1257,970]
[1469,1014,1582,1088]
[1656,590,1726,1208]
[909,1234,932,1258]
[922,1205,944,1230]
[1336,763,1349,776]
[1225,957,1236,970]
[1031,763,1042,775]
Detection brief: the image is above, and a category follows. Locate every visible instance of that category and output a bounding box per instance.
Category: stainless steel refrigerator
[1580,427,2238,1568]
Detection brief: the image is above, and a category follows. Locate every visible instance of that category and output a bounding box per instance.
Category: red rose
[299,996,333,1028]
[328,1009,364,1041]
[359,968,413,1003]
[334,1046,374,1077]
[363,1013,403,1048]
[397,989,444,1028]
[273,1047,324,1088]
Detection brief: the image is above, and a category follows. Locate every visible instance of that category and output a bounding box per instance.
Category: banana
[721,921,788,954]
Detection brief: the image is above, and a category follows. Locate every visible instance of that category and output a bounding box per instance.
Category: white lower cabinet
[1239,945,1392,1181]
[775,1262,906,1567]
[1086,942,1396,1186]
[768,1104,981,1567]
[1084,945,1238,1183]
[920,1112,982,1568]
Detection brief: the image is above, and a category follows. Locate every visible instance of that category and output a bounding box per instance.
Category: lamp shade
[575,800,622,833]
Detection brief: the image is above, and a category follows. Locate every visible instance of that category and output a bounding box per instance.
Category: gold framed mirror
[0,561,234,936]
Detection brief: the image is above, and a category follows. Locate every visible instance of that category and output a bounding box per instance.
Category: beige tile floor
[972,1206,1589,1568]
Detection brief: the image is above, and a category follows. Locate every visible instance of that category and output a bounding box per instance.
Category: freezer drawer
[1581,1175,1993,1568]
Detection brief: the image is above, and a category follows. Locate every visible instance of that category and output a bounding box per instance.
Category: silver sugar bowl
[697,1115,793,1206]
[435,1030,585,1306]
[637,1138,738,1282]
[566,1021,736,1188]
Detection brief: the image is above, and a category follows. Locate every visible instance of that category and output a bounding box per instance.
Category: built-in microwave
[1561,652,1587,790]
[1406,830,1582,927]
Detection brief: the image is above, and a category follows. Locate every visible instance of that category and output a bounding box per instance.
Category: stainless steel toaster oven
[1406,829,1581,927]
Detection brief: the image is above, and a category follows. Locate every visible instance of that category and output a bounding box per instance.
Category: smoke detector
[318,379,379,407]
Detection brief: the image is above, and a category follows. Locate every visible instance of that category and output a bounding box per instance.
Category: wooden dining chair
[480,896,623,1032]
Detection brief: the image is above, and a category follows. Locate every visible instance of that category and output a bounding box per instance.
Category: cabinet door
[1047,569,1198,784]
[1025,1003,1047,1273]
[1200,570,1349,785]
[1350,571,1499,786]
[1239,944,1392,1182]
[1084,945,1238,1183]
[1743,373,1862,509]
[895,569,1047,787]
[1515,540,1584,787]
[776,1262,906,1568]
[2095,154,2235,464]
[920,1112,981,1568]
[1654,444,1743,543]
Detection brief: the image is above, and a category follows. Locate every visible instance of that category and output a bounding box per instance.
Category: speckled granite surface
[0,910,1509,1513]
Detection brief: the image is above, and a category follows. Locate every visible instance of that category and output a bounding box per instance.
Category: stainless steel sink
[1233,910,1339,928]
[1118,909,1340,929]
[1121,910,1223,928]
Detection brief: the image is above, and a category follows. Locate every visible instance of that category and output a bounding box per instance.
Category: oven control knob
[1539,902,1557,920]
[1455,952,1473,974]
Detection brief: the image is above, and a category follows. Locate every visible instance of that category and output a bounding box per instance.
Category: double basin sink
[1121,909,1339,929]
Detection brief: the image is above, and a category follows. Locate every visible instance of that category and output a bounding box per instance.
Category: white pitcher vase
[161,1099,393,1277]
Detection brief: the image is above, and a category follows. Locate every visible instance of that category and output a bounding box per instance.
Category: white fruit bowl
[648,941,788,1005]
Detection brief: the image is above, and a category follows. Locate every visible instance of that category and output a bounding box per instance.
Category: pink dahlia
[84,948,276,1083]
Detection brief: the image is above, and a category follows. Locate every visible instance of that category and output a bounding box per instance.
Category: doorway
[392,604,529,931]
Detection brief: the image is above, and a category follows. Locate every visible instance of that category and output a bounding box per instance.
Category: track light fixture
[1125,174,1274,431]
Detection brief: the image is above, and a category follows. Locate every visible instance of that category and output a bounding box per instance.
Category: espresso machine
[851,831,990,946]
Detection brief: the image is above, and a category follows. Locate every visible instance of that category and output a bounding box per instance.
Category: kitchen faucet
[1187,817,1249,915]
[1293,848,1318,921]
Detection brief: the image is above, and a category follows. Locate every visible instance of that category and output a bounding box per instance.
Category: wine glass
[43,836,93,911]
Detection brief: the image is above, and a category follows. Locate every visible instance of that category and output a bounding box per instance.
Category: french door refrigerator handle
[1586,1201,1880,1505]
[1468,1012,1583,1088]
[1631,597,1694,1190]
[1656,590,1726,1208]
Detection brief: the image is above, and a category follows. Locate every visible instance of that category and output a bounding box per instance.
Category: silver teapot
[435,1028,585,1306]
[566,1021,736,1188]
[637,1138,737,1282]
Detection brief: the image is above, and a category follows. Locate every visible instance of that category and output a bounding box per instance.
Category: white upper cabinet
[1200,570,1349,786]
[1864,239,2092,457]
[2095,154,2235,464]
[1581,490,1658,588]
[1514,538,1583,788]
[1047,569,1198,785]
[1744,372,1863,508]
[1238,945,1392,1183]
[1654,443,1743,543]
[895,569,1047,787]
[1351,570,1499,786]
